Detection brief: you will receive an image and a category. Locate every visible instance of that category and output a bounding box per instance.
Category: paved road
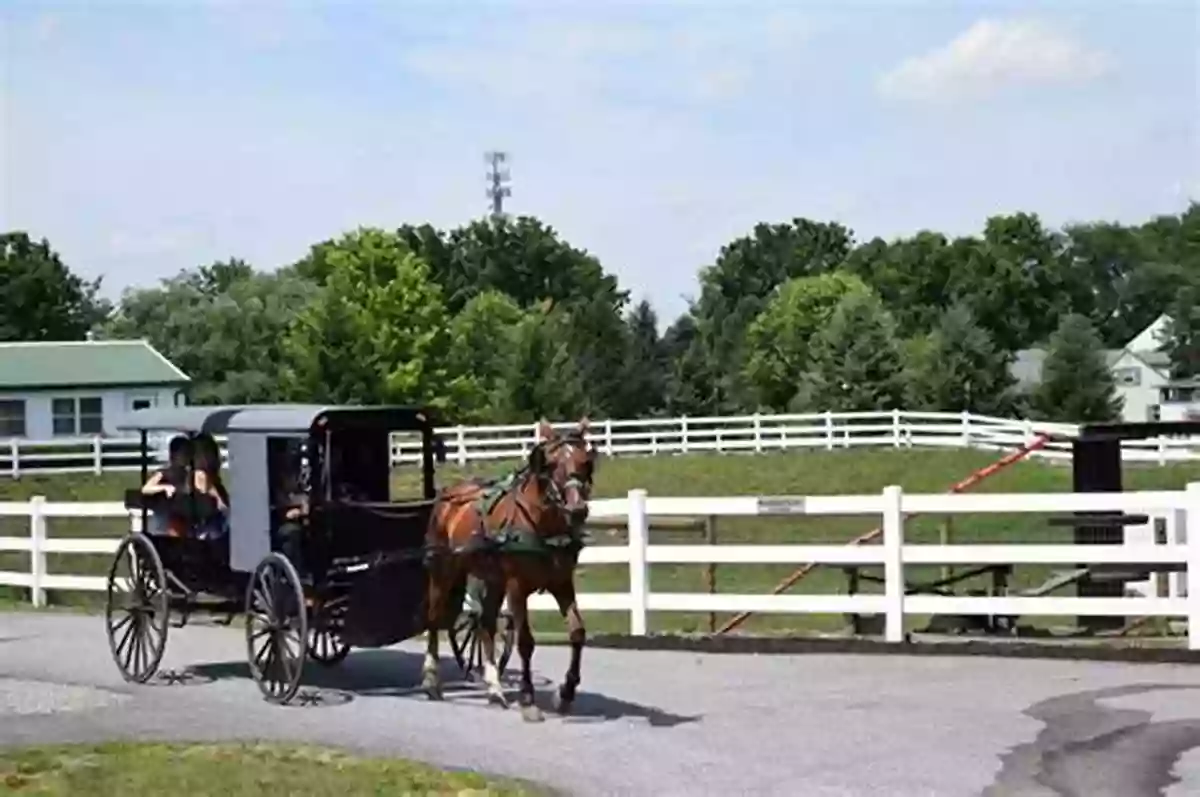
[1,611,1198,797]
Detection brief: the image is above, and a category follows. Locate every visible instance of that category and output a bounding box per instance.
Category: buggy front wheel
[104,533,170,683]
[244,553,308,704]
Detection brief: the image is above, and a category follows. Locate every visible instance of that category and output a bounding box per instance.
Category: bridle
[501,434,595,534]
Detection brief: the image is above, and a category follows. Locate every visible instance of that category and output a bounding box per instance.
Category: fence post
[604,419,614,456]
[753,413,762,453]
[1165,508,1187,600]
[1186,483,1200,651]
[627,489,649,636]
[960,411,971,448]
[824,411,833,450]
[679,416,688,454]
[881,484,905,643]
[10,439,18,479]
[455,426,466,467]
[92,436,103,475]
[29,495,47,608]
[891,409,901,448]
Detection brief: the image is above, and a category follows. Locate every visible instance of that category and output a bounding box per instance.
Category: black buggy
[107,403,514,704]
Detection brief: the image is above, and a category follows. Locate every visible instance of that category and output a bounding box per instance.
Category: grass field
[1,447,1197,636]
[0,742,542,796]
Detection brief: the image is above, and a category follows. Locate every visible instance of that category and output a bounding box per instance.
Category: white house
[0,340,190,439]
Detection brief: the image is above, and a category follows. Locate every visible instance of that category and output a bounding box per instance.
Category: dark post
[704,515,717,633]
[1072,437,1125,632]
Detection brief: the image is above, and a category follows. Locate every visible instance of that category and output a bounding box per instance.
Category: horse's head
[527,417,597,528]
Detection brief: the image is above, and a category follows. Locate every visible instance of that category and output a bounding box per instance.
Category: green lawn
[1,448,1197,636]
[0,742,543,796]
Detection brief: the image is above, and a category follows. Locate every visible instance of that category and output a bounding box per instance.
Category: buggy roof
[117,404,440,435]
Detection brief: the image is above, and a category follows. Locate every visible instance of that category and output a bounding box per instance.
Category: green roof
[0,340,190,389]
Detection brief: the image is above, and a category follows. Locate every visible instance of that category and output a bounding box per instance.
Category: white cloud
[878,18,1115,103]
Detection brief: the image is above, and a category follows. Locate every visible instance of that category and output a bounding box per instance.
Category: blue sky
[2,0,1196,321]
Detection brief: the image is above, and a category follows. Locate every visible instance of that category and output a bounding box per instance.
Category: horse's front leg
[548,579,585,715]
[507,584,543,723]
[422,572,445,701]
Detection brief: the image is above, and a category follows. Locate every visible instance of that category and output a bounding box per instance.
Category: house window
[1113,367,1141,387]
[131,399,152,411]
[0,400,26,437]
[51,397,104,436]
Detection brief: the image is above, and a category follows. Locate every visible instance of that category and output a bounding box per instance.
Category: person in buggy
[138,433,229,539]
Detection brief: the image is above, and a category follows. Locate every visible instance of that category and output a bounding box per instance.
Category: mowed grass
[1,448,1197,635]
[0,742,543,796]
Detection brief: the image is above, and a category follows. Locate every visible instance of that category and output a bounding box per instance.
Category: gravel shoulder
[1,611,1198,797]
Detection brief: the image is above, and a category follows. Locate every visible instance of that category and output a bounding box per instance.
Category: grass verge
[1,447,1197,636]
[0,742,544,796]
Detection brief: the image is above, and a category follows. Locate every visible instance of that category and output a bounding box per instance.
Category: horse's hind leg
[421,562,451,701]
[475,570,508,708]
[549,580,585,715]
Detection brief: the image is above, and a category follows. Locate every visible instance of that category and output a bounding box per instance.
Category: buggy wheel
[104,533,170,684]
[449,604,514,681]
[307,626,350,667]
[244,553,307,705]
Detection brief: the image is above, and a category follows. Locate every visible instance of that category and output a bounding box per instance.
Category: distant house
[0,340,190,439]
[1011,314,1174,423]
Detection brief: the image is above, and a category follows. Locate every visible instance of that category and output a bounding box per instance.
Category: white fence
[3,410,1200,478]
[2,485,1197,651]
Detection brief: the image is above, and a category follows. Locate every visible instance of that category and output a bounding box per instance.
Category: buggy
[106,403,514,704]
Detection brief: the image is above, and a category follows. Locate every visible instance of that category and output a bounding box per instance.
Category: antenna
[485,150,511,221]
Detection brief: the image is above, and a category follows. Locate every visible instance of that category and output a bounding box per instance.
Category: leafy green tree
[446,290,527,421]
[743,271,874,411]
[104,262,316,404]
[0,231,111,341]
[794,289,906,412]
[660,313,714,416]
[1031,314,1122,422]
[399,216,626,315]
[494,306,588,421]
[903,303,1017,415]
[691,218,855,411]
[281,230,477,410]
[1161,286,1200,379]
[613,300,668,417]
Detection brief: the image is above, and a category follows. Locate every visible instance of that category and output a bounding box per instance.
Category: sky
[1,0,1197,322]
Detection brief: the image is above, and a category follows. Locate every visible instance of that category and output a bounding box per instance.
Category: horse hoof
[487,690,509,709]
[423,681,443,701]
[553,694,574,715]
[521,704,545,723]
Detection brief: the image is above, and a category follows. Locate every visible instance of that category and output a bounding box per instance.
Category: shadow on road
[186,649,700,727]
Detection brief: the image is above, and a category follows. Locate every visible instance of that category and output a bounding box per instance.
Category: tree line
[1,203,1197,425]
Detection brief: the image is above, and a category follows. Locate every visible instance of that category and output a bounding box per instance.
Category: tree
[742,271,874,411]
[399,216,626,315]
[1031,314,1122,422]
[903,303,1017,415]
[691,218,855,411]
[446,290,527,421]
[494,306,588,422]
[1160,286,1200,380]
[660,313,714,417]
[104,262,316,404]
[613,300,668,417]
[794,289,906,412]
[280,229,477,410]
[0,231,111,341]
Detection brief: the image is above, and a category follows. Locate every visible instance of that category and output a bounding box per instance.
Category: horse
[421,417,597,722]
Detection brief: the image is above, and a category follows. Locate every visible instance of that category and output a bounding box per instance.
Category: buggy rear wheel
[104,533,170,683]
[449,602,514,681]
[244,553,308,704]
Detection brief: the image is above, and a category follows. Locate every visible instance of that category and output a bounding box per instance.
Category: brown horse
[422,417,597,722]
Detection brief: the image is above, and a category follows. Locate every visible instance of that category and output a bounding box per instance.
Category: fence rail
[3,410,1200,477]
[2,485,1197,650]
